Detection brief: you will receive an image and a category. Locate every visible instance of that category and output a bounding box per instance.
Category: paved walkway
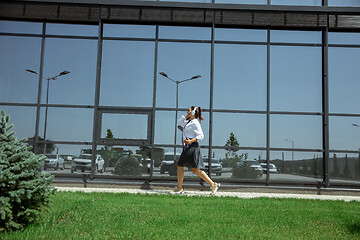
[55,187,360,202]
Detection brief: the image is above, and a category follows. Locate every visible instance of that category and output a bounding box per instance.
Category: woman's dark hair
[191,106,204,121]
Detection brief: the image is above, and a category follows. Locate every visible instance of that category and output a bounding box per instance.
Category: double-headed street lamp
[159,72,201,160]
[26,69,70,154]
[285,139,295,161]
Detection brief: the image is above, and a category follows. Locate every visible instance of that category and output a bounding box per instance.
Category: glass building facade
[1,0,360,188]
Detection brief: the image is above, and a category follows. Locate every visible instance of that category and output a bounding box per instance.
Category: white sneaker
[210,182,220,195]
[170,187,184,195]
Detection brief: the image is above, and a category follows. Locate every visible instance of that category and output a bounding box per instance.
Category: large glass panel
[0,36,41,103]
[328,0,360,7]
[101,113,148,140]
[103,24,155,38]
[215,28,267,42]
[95,145,151,177]
[329,47,360,114]
[270,46,322,112]
[101,41,154,107]
[46,23,98,36]
[0,20,42,34]
[329,116,360,151]
[214,44,267,110]
[159,26,211,40]
[271,0,321,6]
[270,151,323,184]
[160,0,211,2]
[271,115,322,149]
[329,32,360,45]
[42,38,97,105]
[212,149,266,182]
[212,113,266,148]
[329,152,360,185]
[215,0,266,4]
[0,106,36,140]
[271,30,322,44]
[157,42,210,108]
[39,107,94,142]
[155,110,210,146]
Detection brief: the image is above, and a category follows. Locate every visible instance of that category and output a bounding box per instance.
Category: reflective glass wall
[1,17,360,187]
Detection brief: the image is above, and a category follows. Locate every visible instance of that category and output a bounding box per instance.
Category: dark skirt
[177,142,204,169]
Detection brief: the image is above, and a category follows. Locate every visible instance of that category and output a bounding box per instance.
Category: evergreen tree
[225,132,240,159]
[0,110,56,232]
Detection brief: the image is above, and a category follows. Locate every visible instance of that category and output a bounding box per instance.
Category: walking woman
[172,106,220,195]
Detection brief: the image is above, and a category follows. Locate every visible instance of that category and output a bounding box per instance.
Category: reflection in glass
[155,111,175,145]
[329,32,360,45]
[271,30,322,44]
[43,38,97,105]
[215,0,266,4]
[330,116,360,151]
[157,42,210,108]
[96,145,151,176]
[271,115,322,149]
[328,0,360,7]
[211,149,266,182]
[215,28,267,42]
[213,113,266,147]
[46,23,98,36]
[271,0,321,6]
[159,26,211,40]
[101,113,148,140]
[214,44,267,110]
[270,151,323,183]
[101,41,154,107]
[39,107,94,142]
[159,0,211,2]
[329,153,360,184]
[0,106,36,140]
[0,20,42,34]
[0,36,41,103]
[103,24,155,38]
[329,47,360,114]
[270,46,322,112]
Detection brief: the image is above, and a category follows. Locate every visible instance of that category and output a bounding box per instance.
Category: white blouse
[177,115,204,142]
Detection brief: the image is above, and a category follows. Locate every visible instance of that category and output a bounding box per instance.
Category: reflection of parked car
[236,160,263,177]
[44,154,64,170]
[71,154,104,173]
[260,163,278,174]
[201,157,222,176]
[160,152,180,174]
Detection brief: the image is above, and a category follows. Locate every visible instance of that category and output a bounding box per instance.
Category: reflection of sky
[1,21,360,158]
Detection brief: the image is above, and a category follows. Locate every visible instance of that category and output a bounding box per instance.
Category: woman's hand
[183,138,196,145]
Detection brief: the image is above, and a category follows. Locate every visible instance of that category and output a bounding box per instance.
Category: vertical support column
[34,21,46,159]
[208,8,215,176]
[322,14,329,186]
[266,27,270,186]
[91,7,103,178]
[150,25,159,179]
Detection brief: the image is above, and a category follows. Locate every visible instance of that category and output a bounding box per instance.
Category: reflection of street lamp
[285,139,294,161]
[26,69,70,153]
[352,123,360,128]
[159,72,201,160]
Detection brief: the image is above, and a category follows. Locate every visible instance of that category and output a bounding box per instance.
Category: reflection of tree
[223,132,243,167]
[344,154,349,179]
[27,136,56,154]
[136,146,164,167]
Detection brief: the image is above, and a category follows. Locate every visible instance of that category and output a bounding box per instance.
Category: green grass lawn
[1,191,360,240]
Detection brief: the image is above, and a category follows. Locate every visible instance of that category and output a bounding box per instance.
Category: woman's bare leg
[191,168,214,187]
[177,166,185,189]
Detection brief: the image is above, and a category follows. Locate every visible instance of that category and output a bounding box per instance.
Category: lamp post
[26,69,70,154]
[159,72,201,162]
[285,139,294,161]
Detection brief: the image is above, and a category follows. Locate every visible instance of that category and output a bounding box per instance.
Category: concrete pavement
[55,186,360,202]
